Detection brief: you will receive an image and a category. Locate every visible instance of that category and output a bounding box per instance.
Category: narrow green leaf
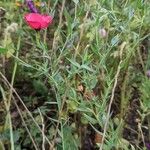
[111,35,119,46]
[0,46,7,54]
[72,0,79,4]
[67,58,81,68]
[80,64,95,72]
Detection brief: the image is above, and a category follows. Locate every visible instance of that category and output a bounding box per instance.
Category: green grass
[0,0,150,149]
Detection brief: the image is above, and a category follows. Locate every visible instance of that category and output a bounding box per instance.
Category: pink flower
[24,13,53,30]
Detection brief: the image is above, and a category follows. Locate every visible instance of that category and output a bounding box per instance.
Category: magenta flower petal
[24,13,53,30]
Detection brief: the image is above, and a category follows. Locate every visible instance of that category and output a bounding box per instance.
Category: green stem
[36,31,40,47]
[120,68,129,119]
[2,29,8,75]
[7,17,22,150]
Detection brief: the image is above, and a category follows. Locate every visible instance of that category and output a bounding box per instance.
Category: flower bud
[146,70,150,78]
[99,28,107,38]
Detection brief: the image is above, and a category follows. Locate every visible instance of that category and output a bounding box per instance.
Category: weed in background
[0,0,150,150]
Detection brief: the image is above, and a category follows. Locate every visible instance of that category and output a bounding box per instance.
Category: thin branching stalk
[74,11,89,58]
[13,98,39,150]
[5,16,22,150]
[43,0,51,45]
[52,0,65,51]
[38,108,46,150]
[0,71,53,147]
[99,42,126,150]
[100,61,122,150]
[49,83,69,150]
[1,85,39,150]
[138,122,145,147]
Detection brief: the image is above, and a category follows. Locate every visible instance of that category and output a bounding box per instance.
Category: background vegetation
[0,0,150,149]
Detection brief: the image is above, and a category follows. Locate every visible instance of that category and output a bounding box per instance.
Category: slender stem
[148,115,150,141]
[7,17,22,150]
[0,140,5,150]
[0,71,53,147]
[74,11,89,58]
[38,108,45,150]
[2,30,8,76]
[43,0,51,45]
[120,68,129,118]
[36,31,40,46]
[52,0,65,51]
[13,98,39,150]
[99,42,126,150]
[99,61,122,150]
